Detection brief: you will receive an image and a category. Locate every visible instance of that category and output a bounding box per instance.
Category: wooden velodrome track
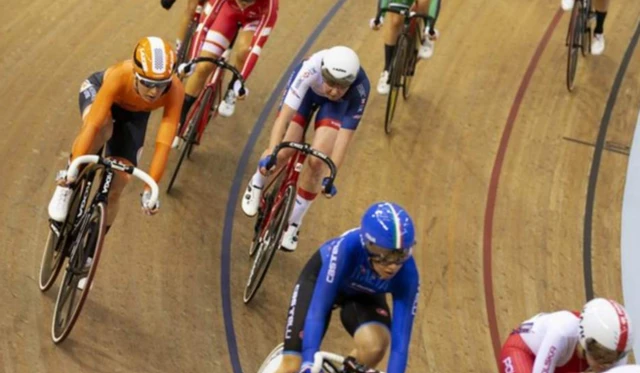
[1,0,640,372]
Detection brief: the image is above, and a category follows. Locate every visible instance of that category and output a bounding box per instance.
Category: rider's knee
[306,156,326,175]
[194,60,214,79]
[277,357,300,373]
[353,325,390,363]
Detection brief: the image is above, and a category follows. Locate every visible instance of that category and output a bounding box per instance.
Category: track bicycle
[38,155,159,343]
[243,141,337,304]
[257,343,387,373]
[566,0,595,91]
[372,3,431,134]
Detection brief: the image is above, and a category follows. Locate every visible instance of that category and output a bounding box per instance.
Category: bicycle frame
[178,25,242,144]
[256,151,307,237]
[255,142,338,240]
[179,61,226,143]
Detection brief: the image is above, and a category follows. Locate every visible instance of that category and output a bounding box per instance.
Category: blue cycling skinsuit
[281,228,420,373]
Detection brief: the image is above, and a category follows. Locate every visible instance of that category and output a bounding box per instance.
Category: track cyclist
[372,0,442,95]
[241,45,370,252]
[561,0,609,55]
[47,37,184,286]
[160,0,205,56]
[171,0,279,130]
[499,298,634,373]
[268,202,420,373]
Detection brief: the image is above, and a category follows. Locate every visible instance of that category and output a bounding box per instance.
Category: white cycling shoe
[48,185,72,222]
[280,223,300,252]
[242,183,262,217]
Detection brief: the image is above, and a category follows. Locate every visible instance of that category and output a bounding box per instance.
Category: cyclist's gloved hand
[177,62,196,77]
[140,189,160,216]
[161,0,176,10]
[258,154,275,174]
[299,362,314,373]
[322,177,337,198]
[343,356,377,373]
[369,16,383,30]
[55,169,72,186]
[232,79,248,99]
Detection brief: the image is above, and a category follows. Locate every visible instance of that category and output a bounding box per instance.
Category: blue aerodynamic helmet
[360,202,416,250]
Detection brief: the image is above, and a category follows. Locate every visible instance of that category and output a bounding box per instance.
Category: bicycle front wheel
[166,87,213,194]
[402,29,419,100]
[39,181,87,291]
[566,0,582,92]
[51,201,106,343]
[385,33,409,134]
[243,184,296,304]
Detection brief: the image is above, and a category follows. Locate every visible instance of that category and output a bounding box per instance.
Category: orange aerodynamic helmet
[132,36,176,83]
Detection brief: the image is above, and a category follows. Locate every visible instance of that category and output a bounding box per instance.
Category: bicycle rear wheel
[177,19,198,68]
[243,184,296,304]
[166,87,213,193]
[51,201,106,343]
[402,27,420,100]
[566,0,582,92]
[39,179,88,291]
[581,3,592,57]
[385,33,409,134]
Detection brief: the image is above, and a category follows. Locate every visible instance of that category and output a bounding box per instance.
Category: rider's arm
[239,0,278,80]
[71,71,120,160]
[329,129,354,171]
[329,76,369,170]
[531,332,568,373]
[146,79,185,187]
[301,238,355,365]
[387,264,420,373]
[266,58,314,150]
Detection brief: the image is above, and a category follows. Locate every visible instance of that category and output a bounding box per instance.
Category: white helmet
[321,46,360,87]
[579,298,634,355]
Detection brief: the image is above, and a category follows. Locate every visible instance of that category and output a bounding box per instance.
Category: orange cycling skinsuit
[75,50,184,181]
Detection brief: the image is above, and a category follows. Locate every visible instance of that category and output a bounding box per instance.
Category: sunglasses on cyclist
[135,73,172,90]
[365,241,413,266]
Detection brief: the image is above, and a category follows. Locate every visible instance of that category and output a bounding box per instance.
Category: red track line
[483,8,564,366]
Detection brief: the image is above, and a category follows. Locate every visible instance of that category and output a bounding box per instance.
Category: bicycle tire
[51,201,106,343]
[177,19,198,68]
[166,87,213,193]
[402,27,420,100]
[243,184,296,304]
[385,33,409,134]
[566,0,582,92]
[39,180,87,291]
[581,2,591,57]
[249,191,273,257]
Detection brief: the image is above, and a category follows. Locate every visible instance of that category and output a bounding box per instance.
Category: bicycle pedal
[49,221,62,237]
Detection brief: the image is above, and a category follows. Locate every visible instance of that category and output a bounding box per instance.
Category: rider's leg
[280,123,338,251]
[241,79,314,217]
[274,251,330,373]
[417,0,441,59]
[341,294,392,368]
[377,7,404,94]
[49,72,112,223]
[591,0,609,55]
[219,28,254,117]
[350,324,391,367]
[179,1,239,127]
[101,107,150,228]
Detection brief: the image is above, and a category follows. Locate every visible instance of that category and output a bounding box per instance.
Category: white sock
[289,194,313,227]
[251,167,266,189]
